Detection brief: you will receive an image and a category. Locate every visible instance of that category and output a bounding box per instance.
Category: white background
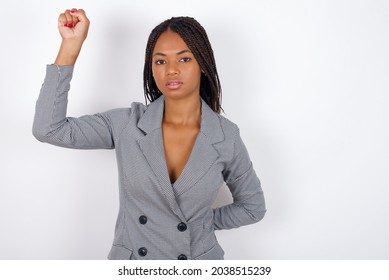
[0,0,388,259]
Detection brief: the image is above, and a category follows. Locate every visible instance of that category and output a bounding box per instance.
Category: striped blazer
[33,65,266,260]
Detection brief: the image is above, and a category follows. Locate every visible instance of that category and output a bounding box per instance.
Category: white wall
[1,0,388,259]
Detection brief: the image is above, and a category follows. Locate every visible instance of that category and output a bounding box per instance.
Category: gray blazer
[33,65,266,260]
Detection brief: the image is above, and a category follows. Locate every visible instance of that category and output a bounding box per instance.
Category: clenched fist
[54,8,90,66]
[58,9,90,42]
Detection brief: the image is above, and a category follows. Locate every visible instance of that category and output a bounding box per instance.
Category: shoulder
[102,101,147,121]
[130,101,149,116]
[217,114,240,140]
[98,102,147,139]
[215,114,250,159]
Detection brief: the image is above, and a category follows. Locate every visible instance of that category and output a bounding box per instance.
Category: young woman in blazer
[33,8,266,260]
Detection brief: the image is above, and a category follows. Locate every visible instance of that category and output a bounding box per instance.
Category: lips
[166,80,183,90]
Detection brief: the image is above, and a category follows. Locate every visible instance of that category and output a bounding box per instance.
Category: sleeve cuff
[46,64,74,73]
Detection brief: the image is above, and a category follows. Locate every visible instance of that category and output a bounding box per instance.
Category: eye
[154,59,166,65]
[180,57,192,63]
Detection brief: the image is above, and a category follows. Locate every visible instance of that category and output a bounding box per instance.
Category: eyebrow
[153,50,192,57]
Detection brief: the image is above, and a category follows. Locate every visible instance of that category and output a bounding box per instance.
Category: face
[152,30,202,101]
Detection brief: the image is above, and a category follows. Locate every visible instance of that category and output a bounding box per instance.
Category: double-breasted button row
[138,216,148,257]
[137,216,187,258]
[177,222,188,259]
[139,249,187,259]
[140,215,186,232]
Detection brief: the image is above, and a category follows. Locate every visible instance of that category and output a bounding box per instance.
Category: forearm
[213,189,266,230]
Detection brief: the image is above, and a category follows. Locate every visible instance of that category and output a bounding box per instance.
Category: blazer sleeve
[32,65,117,149]
[213,129,266,230]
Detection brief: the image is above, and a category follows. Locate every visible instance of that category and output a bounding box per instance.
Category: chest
[162,123,200,184]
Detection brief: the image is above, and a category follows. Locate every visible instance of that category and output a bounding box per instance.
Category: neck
[163,95,201,126]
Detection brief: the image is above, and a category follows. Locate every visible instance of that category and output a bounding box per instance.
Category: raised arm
[32,9,117,150]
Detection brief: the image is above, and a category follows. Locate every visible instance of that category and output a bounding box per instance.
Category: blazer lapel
[137,96,186,220]
[172,99,225,197]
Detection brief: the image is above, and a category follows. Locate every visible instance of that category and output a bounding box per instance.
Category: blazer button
[178,254,188,260]
[139,215,147,225]
[177,222,187,232]
[138,247,147,257]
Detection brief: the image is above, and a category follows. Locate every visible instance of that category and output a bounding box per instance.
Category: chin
[163,88,201,99]
[162,91,191,101]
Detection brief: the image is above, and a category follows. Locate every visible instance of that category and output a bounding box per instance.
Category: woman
[33,8,266,260]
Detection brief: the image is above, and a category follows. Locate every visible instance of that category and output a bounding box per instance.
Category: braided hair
[143,16,222,113]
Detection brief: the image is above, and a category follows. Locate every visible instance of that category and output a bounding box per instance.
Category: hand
[54,8,90,66]
[58,8,90,42]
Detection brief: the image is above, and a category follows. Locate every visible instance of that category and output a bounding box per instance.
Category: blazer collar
[137,95,224,144]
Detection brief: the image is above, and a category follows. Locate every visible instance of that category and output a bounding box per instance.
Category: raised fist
[57,8,90,42]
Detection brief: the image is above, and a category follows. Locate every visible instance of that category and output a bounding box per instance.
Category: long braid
[143,17,223,113]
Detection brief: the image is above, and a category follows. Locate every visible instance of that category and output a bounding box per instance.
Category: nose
[166,62,179,76]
